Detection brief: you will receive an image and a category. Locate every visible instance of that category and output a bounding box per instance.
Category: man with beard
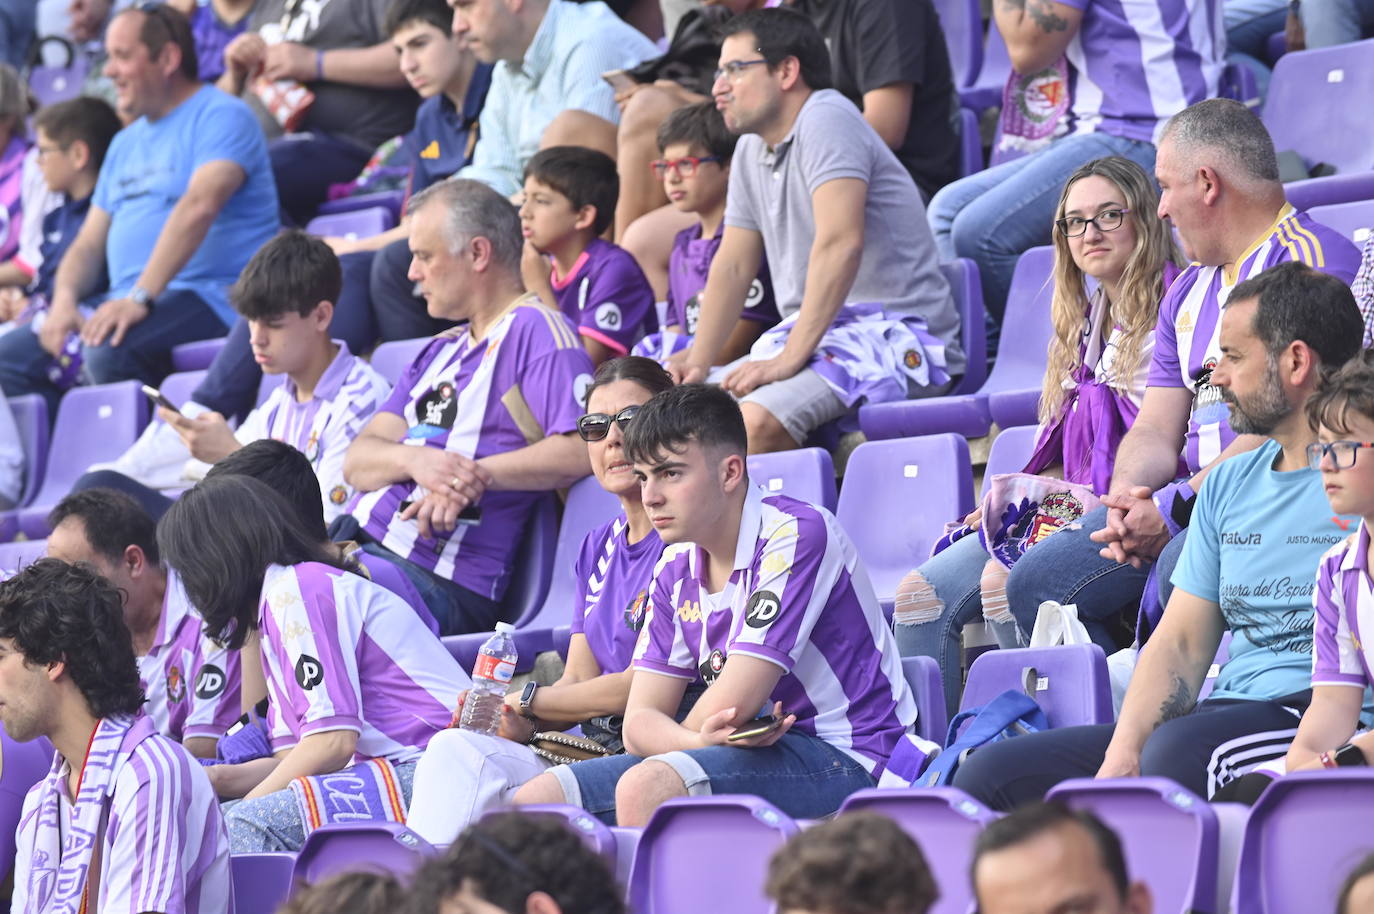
[952,262,1369,808]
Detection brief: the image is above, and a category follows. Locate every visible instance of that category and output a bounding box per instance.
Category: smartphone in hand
[726,714,782,743]
[141,384,178,413]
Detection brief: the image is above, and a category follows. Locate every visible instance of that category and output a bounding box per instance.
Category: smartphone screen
[141,384,178,412]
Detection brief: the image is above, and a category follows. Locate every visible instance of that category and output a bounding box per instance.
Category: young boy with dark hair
[151,231,391,521]
[520,145,656,364]
[634,102,778,365]
[0,96,123,393]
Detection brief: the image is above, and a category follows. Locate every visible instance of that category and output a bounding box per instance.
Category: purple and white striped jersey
[633,488,917,775]
[549,238,657,356]
[138,571,241,744]
[259,562,468,765]
[571,516,666,673]
[13,715,232,914]
[234,341,391,524]
[1312,523,1374,689]
[1147,208,1362,473]
[351,298,594,599]
[1059,0,1224,142]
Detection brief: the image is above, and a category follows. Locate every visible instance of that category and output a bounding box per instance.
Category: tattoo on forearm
[1027,0,1070,32]
[1158,674,1195,724]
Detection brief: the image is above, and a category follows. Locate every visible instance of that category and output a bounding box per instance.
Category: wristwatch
[518,681,539,719]
[129,286,155,308]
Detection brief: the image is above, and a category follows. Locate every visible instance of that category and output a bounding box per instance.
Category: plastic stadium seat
[1047,777,1220,914]
[491,804,617,864]
[627,796,799,914]
[958,107,984,178]
[8,394,48,509]
[292,821,437,886]
[959,643,1113,728]
[160,370,209,411]
[0,729,53,883]
[231,853,295,914]
[26,37,89,107]
[960,24,1012,112]
[170,337,227,373]
[1308,199,1374,247]
[317,190,405,224]
[838,787,999,914]
[1219,60,1260,107]
[943,258,989,396]
[980,424,1040,497]
[305,206,396,240]
[837,435,975,610]
[932,0,983,89]
[1285,171,1374,211]
[3,381,148,541]
[902,655,949,744]
[1232,770,1374,913]
[1264,29,1286,66]
[370,337,431,385]
[747,447,837,512]
[860,247,1053,441]
[1264,39,1374,176]
[0,539,46,571]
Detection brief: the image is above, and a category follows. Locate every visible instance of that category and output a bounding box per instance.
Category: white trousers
[406,729,552,845]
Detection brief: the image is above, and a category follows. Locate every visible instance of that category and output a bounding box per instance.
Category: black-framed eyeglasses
[713,58,769,82]
[1055,208,1131,237]
[577,405,641,441]
[650,156,724,179]
[1307,440,1374,470]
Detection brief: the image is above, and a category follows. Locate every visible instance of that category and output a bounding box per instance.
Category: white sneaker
[88,414,193,490]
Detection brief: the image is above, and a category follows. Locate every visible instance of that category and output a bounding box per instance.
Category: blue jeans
[270,131,372,227]
[894,533,1021,715]
[1301,0,1374,46]
[356,541,501,636]
[556,730,877,825]
[1003,504,1189,650]
[0,289,227,416]
[0,0,34,68]
[927,133,1156,320]
[1227,3,1287,98]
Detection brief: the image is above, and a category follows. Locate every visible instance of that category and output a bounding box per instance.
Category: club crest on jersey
[195,664,227,700]
[903,349,923,369]
[745,590,781,628]
[295,653,325,690]
[330,485,349,505]
[625,590,649,631]
[698,649,726,684]
[166,665,186,703]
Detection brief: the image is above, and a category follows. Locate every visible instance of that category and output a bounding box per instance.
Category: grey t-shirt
[248,0,418,152]
[724,89,963,373]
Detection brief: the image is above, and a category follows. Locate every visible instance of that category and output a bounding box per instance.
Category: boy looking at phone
[519,146,656,364]
[512,384,916,826]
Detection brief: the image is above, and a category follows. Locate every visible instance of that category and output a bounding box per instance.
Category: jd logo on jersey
[745,590,781,628]
[295,654,325,690]
[195,664,227,700]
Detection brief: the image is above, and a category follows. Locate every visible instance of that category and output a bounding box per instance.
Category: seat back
[0,539,46,571]
[1308,199,1374,247]
[370,337,431,385]
[305,206,397,240]
[0,728,54,883]
[838,787,999,914]
[962,25,1012,111]
[1219,60,1260,106]
[517,477,621,634]
[837,435,975,608]
[628,796,799,914]
[747,447,837,512]
[231,853,295,914]
[902,655,949,744]
[958,107,983,178]
[31,381,148,510]
[932,0,983,88]
[170,337,227,373]
[26,37,89,107]
[1047,777,1219,913]
[1264,39,1374,175]
[980,424,1041,497]
[292,822,437,886]
[983,246,1055,390]
[504,493,560,628]
[160,370,210,411]
[942,258,988,395]
[7,394,48,507]
[960,643,1113,728]
[1232,770,1374,913]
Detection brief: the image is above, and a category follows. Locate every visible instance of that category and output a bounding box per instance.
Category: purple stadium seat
[1219,60,1261,107]
[8,394,48,509]
[1047,777,1220,914]
[0,729,54,883]
[1264,39,1374,176]
[859,246,1053,441]
[960,24,1012,112]
[553,624,572,659]
[932,0,983,89]
[902,654,949,744]
[1285,171,1374,211]
[305,206,396,240]
[943,258,989,396]
[293,821,437,886]
[0,539,46,571]
[231,852,295,914]
[628,796,799,914]
[959,108,984,178]
[838,787,999,914]
[1264,29,1286,66]
[4,381,149,541]
[490,804,618,864]
[980,424,1040,496]
[747,447,837,512]
[959,643,1113,728]
[26,37,90,107]
[836,434,975,610]
[370,337,431,385]
[317,190,405,223]
[159,370,210,411]
[1232,769,1374,914]
[1307,199,1374,247]
[170,337,227,373]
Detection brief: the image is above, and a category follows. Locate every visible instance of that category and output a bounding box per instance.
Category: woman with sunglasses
[407,356,677,844]
[894,156,1182,712]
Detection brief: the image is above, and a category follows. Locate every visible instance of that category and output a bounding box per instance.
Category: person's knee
[618,86,678,140]
[541,110,618,158]
[511,771,566,806]
[893,569,947,627]
[614,760,687,827]
[740,402,798,455]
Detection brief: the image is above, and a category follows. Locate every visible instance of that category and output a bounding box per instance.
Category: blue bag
[918,690,1048,787]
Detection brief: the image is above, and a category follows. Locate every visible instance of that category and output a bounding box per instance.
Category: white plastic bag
[1028,600,1092,648]
[1105,647,1137,717]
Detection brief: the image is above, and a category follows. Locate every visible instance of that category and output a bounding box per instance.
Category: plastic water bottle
[460,622,518,735]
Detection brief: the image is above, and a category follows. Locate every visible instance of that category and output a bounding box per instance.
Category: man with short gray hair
[341,179,593,635]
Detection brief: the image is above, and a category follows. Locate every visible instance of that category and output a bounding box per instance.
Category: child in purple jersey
[633,102,779,364]
[5,560,233,914]
[519,146,657,364]
[158,475,467,853]
[511,384,917,826]
[408,357,676,844]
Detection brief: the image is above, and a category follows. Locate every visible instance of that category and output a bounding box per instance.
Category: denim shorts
[553,730,877,825]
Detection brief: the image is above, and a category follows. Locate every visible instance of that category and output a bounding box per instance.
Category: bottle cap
[494,622,516,633]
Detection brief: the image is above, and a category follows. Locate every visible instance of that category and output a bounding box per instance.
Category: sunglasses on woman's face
[576,405,641,441]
